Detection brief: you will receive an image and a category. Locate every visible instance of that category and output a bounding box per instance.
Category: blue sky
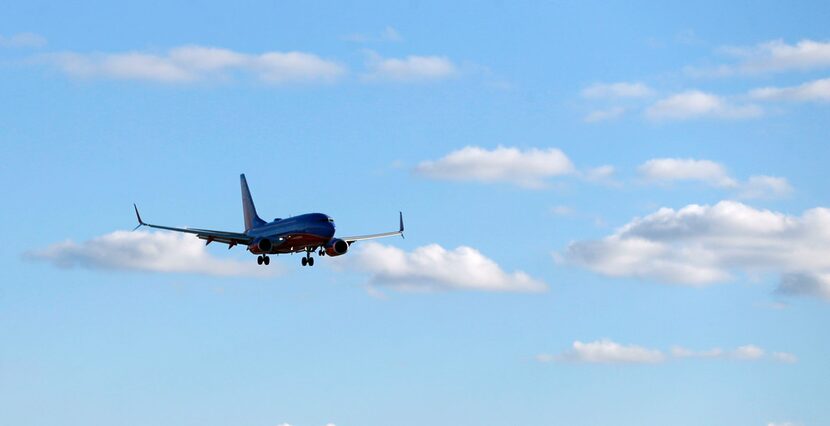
[2,1,829,425]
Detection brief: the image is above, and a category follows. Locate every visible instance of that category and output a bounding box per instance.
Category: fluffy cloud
[538,340,796,364]
[26,230,274,277]
[415,146,575,188]
[0,32,47,48]
[39,45,345,83]
[581,82,654,98]
[363,51,457,81]
[583,107,625,123]
[638,158,792,199]
[645,90,762,120]
[559,201,830,297]
[348,242,547,292]
[750,77,830,102]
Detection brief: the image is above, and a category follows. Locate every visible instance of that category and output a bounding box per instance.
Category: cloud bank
[349,242,547,292]
[26,230,274,277]
[559,201,830,299]
[415,146,575,188]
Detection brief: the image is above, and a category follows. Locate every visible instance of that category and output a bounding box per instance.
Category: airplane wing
[133,204,252,247]
[341,212,404,243]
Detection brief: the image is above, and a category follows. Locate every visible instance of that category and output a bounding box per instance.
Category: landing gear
[257,256,263,265]
[257,255,270,266]
[301,249,315,267]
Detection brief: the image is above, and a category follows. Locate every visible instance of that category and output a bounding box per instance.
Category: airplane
[132,174,403,267]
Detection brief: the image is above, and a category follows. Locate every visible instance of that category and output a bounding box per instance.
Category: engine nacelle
[325,238,349,257]
[249,238,273,254]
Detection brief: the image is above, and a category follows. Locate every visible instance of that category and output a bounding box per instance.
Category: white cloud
[724,39,830,74]
[772,352,799,364]
[582,82,654,98]
[739,175,794,199]
[584,107,625,123]
[638,158,792,199]
[750,77,830,103]
[415,146,575,188]
[638,158,738,188]
[348,242,547,293]
[0,32,47,48]
[363,51,457,82]
[645,90,762,120]
[551,339,665,364]
[767,422,798,426]
[40,45,345,84]
[733,344,765,360]
[583,165,616,182]
[559,201,830,298]
[538,340,795,365]
[26,230,275,278]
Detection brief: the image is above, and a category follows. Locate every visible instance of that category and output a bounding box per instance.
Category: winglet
[399,211,405,239]
[133,203,146,231]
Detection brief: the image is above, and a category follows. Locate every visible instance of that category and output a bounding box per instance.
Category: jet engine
[249,238,273,254]
[324,238,349,257]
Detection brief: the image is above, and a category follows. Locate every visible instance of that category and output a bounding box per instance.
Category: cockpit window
[328,218,334,222]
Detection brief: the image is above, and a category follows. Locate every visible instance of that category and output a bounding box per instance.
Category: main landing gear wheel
[308,257,314,266]
[301,257,308,266]
[257,255,270,266]
[263,256,270,265]
[257,256,263,265]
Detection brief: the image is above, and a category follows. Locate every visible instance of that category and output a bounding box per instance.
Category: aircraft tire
[308,257,314,266]
[264,256,270,265]
[257,256,263,265]
[301,257,308,266]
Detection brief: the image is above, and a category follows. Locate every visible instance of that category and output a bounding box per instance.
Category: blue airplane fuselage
[246,213,337,254]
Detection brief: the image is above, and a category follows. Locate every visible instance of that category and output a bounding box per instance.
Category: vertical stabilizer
[240,174,266,231]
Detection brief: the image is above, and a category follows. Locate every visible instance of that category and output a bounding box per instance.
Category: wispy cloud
[415,146,575,188]
[694,39,830,76]
[347,242,547,293]
[750,77,830,103]
[362,51,457,82]
[343,26,403,43]
[581,82,654,98]
[26,230,275,277]
[537,340,796,364]
[38,45,346,84]
[546,339,665,364]
[645,90,762,120]
[559,201,830,298]
[637,158,792,199]
[0,32,47,48]
[584,107,625,123]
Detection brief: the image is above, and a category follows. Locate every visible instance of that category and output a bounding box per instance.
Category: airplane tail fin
[240,174,266,231]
